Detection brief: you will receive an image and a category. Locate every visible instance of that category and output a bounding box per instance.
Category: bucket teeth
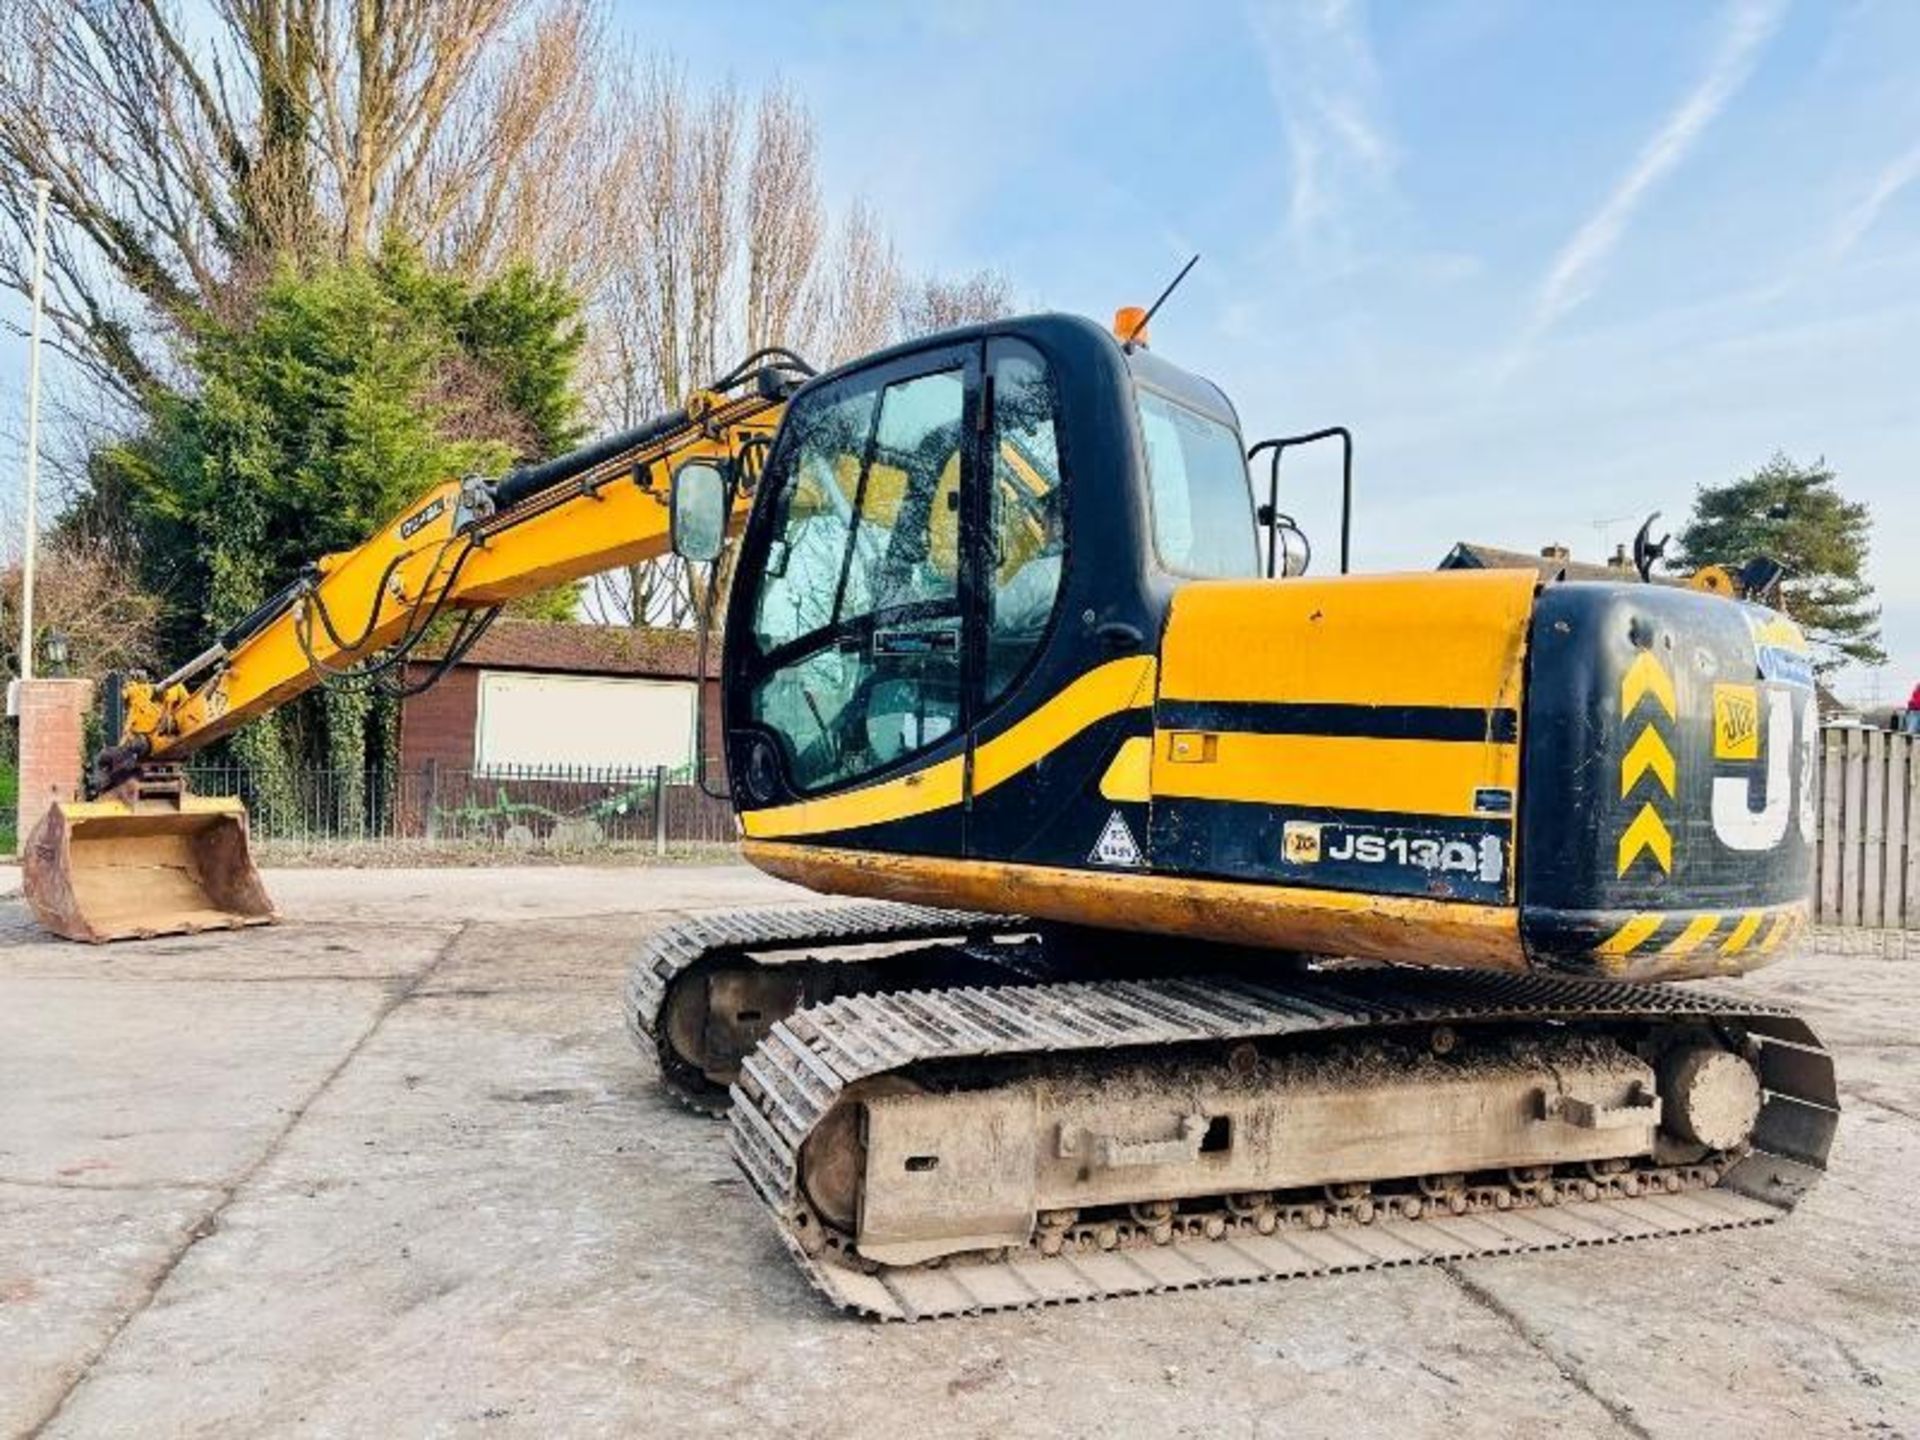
[22,797,276,943]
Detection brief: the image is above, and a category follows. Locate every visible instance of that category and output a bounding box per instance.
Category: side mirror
[670,460,728,563]
[1273,517,1311,577]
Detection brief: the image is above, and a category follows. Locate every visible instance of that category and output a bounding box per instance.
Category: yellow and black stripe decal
[1594,903,1805,962]
[739,655,1156,840]
[972,655,1155,794]
[1098,735,1153,804]
[1148,703,1519,820]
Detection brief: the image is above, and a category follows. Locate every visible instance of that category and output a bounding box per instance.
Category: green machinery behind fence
[182,762,737,848]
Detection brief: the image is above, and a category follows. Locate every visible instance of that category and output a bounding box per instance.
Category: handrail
[1246,426,1354,576]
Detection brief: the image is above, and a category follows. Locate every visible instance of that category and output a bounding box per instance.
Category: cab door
[726,343,982,858]
[961,338,1088,863]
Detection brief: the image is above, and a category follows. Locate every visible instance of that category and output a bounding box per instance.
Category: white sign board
[474,671,696,773]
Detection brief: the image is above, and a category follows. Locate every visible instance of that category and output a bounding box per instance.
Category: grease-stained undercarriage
[630,904,1835,1319]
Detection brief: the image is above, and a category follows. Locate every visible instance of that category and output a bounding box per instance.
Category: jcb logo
[1281,821,1322,864]
[1713,685,1758,760]
[1712,689,1816,852]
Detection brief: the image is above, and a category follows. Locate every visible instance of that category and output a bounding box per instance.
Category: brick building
[395,620,731,843]
[11,677,92,848]
[399,620,719,777]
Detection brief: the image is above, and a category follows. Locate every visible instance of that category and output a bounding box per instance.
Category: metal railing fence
[182,760,738,851]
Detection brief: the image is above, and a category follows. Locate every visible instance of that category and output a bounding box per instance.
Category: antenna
[1124,253,1200,350]
[1587,514,1632,551]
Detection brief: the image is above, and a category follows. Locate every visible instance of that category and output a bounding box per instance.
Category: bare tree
[0,0,615,402]
[602,62,741,416]
[742,88,822,356]
[808,201,901,365]
[578,68,870,428]
[0,532,162,680]
[577,72,911,627]
[411,1,635,290]
[897,269,1016,338]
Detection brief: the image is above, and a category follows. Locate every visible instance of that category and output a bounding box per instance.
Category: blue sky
[606,0,1920,702]
[2,0,1915,700]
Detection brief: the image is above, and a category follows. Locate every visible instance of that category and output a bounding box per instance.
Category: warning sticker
[1089,811,1144,868]
[1714,683,1759,761]
[1742,605,1813,688]
[1281,821,1323,864]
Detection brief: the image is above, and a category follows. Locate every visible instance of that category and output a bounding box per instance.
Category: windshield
[1137,388,1258,578]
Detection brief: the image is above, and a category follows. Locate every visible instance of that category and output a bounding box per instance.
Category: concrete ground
[1,863,1914,1440]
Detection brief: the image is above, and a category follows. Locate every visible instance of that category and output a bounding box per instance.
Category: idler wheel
[1661,1046,1762,1150]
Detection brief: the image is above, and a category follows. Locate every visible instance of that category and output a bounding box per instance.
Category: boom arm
[98,355,806,790]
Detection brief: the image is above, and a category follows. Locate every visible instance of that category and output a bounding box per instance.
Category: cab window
[746,366,966,793]
[1138,388,1258,578]
[985,348,1064,702]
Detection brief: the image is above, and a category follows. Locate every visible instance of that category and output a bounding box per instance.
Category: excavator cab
[706,316,1245,846]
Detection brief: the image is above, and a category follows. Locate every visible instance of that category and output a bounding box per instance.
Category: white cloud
[1247,0,1397,260]
[1504,0,1784,374]
[1830,136,1920,258]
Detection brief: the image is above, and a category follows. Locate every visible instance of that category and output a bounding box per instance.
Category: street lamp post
[12,175,51,713]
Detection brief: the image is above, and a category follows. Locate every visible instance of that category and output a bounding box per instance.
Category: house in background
[1439,540,1646,584]
[398,619,717,778]
[394,620,731,844]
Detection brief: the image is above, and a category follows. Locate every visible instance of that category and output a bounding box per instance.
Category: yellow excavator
[22,347,799,941]
[24,311,1835,1320]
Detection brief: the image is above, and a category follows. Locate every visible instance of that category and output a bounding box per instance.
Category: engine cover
[1518,582,1816,977]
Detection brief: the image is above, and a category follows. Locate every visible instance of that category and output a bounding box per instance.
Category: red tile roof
[1439,540,1667,584]
[419,619,708,678]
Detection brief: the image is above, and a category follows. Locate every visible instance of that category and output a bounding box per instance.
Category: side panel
[1518,584,1816,976]
[1148,569,1536,904]
[742,841,1525,969]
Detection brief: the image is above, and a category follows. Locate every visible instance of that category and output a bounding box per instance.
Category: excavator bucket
[22,796,277,943]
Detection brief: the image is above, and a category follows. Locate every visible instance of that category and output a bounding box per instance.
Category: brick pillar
[17,677,94,847]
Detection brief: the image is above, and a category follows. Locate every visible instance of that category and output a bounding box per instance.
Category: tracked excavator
[24,311,1835,1320]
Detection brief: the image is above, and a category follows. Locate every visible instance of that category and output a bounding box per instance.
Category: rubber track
[624,901,1028,1049]
[624,902,1032,1108]
[729,969,1837,1321]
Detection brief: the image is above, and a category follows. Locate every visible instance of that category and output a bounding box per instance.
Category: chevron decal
[1617,802,1673,875]
[1621,649,1678,719]
[1617,648,1677,877]
[1619,724,1676,799]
